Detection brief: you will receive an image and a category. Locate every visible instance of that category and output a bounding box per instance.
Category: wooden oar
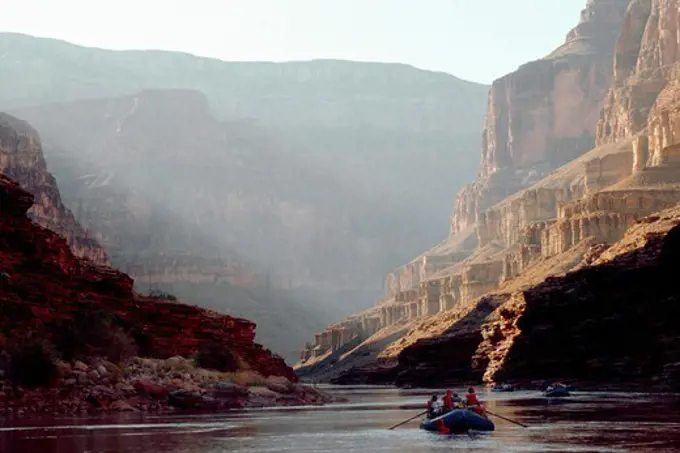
[388,410,428,430]
[485,410,529,428]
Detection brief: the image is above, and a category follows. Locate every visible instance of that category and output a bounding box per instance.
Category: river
[1,386,679,452]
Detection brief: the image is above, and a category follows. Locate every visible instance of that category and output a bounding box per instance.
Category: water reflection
[1,387,679,452]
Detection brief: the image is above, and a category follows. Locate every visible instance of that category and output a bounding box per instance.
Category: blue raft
[420,409,495,433]
[491,383,515,392]
[544,387,570,397]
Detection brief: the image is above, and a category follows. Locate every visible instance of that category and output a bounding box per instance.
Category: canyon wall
[0,35,492,360]
[451,0,630,237]
[364,0,630,301]
[12,88,475,295]
[298,0,631,365]
[0,114,108,264]
[2,104,336,362]
[597,0,674,145]
[298,0,680,386]
[0,172,295,381]
[0,35,491,296]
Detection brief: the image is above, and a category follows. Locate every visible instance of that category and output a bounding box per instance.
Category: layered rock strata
[597,0,678,145]
[298,141,643,365]
[451,0,629,237]
[0,114,108,264]
[475,205,680,389]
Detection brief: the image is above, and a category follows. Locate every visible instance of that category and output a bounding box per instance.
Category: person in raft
[465,387,486,415]
[442,389,456,413]
[452,392,464,408]
[426,395,442,418]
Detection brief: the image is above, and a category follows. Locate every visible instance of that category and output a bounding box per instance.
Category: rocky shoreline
[0,356,340,416]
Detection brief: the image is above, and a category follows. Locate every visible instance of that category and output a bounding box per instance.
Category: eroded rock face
[646,64,680,167]
[394,296,504,387]
[0,114,108,264]
[0,173,296,382]
[451,0,628,237]
[478,206,680,388]
[597,0,680,146]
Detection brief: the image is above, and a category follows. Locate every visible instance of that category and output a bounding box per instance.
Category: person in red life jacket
[426,395,441,418]
[465,387,486,415]
[442,389,455,413]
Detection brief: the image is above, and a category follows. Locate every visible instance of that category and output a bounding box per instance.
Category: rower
[452,392,464,409]
[465,387,486,415]
[426,394,441,418]
[442,389,455,413]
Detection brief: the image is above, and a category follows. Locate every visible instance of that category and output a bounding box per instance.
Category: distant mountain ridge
[0,33,485,128]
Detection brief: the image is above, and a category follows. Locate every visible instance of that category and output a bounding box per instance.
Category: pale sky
[2,0,589,84]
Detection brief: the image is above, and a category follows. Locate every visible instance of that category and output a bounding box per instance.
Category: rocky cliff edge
[0,173,337,414]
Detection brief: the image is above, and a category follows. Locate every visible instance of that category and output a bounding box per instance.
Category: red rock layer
[0,113,108,264]
[0,174,296,382]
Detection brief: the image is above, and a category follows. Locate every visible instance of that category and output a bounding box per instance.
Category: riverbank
[0,356,340,416]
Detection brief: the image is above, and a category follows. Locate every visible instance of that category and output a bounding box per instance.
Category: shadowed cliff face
[0,114,108,264]
[476,206,680,389]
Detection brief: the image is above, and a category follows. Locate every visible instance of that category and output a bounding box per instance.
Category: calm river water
[1,386,679,452]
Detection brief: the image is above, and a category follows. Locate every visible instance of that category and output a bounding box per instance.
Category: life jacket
[469,404,485,415]
[442,394,454,410]
[465,392,479,406]
[435,419,450,434]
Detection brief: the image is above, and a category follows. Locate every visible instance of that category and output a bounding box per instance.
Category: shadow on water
[1,387,679,452]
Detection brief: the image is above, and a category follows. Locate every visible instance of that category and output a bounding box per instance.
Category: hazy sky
[2,0,589,84]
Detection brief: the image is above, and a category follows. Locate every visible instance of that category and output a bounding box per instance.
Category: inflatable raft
[491,383,515,392]
[544,387,570,397]
[420,409,495,434]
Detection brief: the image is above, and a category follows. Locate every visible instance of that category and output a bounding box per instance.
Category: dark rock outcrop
[394,296,504,387]
[0,173,295,382]
[476,206,680,389]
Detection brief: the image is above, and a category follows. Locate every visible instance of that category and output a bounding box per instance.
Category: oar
[485,410,529,428]
[388,410,428,430]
